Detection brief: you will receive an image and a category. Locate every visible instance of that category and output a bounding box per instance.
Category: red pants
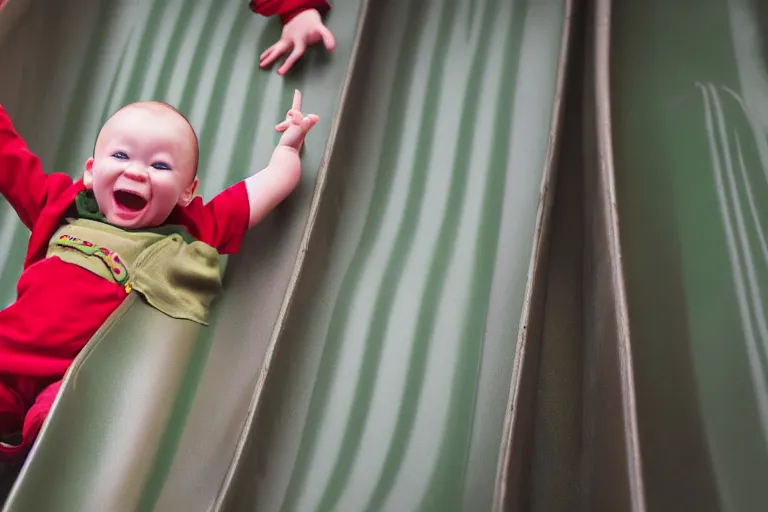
[0,256,126,461]
[0,379,60,459]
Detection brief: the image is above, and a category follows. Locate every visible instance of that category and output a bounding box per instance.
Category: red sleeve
[169,181,251,254]
[249,0,331,25]
[0,105,64,230]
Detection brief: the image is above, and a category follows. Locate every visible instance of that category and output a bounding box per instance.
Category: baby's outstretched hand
[260,9,335,76]
[275,90,319,151]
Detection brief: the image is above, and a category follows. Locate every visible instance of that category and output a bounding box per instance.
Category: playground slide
[216,1,570,511]
[604,0,768,510]
[0,0,573,510]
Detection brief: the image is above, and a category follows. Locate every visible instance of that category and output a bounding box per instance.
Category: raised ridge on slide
[0,0,363,509]
[608,0,768,510]
[218,0,569,511]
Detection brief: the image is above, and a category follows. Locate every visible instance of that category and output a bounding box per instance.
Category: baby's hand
[260,9,335,75]
[275,90,319,151]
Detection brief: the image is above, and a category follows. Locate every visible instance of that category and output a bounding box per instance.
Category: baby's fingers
[292,89,302,111]
[278,41,306,75]
[301,114,319,132]
[287,108,304,123]
[320,27,336,51]
[275,120,291,132]
[261,40,290,68]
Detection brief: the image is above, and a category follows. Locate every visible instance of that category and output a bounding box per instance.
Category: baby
[0,91,318,460]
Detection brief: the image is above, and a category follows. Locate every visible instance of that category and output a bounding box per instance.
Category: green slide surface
[219,0,568,511]
[607,0,768,510]
[0,0,570,510]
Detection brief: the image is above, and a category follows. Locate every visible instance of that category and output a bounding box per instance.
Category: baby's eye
[152,162,171,170]
[112,151,129,159]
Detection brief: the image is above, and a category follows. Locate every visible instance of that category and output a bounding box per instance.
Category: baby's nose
[124,165,149,182]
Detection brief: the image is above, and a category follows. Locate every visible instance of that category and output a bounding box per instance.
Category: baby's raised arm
[0,105,70,229]
[244,90,319,228]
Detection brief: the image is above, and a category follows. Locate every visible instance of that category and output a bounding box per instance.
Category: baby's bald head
[95,101,199,176]
[84,100,202,229]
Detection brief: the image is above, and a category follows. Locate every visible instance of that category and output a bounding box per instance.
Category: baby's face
[83,103,198,229]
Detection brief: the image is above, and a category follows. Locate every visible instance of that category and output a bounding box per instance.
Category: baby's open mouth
[113,190,148,211]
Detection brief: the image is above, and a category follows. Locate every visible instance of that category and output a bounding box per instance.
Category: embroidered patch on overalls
[55,234,129,285]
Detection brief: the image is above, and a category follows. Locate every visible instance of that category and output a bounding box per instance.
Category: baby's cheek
[153,183,181,210]
[92,185,111,209]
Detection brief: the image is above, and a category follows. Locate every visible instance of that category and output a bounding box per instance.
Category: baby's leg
[0,376,41,462]
[0,378,59,462]
[0,377,26,437]
[22,380,61,444]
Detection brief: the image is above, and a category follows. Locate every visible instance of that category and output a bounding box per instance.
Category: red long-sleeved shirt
[249,0,331,25]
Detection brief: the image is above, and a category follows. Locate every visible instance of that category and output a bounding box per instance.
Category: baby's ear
[178,177,199,207]
[83,158,95,189]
